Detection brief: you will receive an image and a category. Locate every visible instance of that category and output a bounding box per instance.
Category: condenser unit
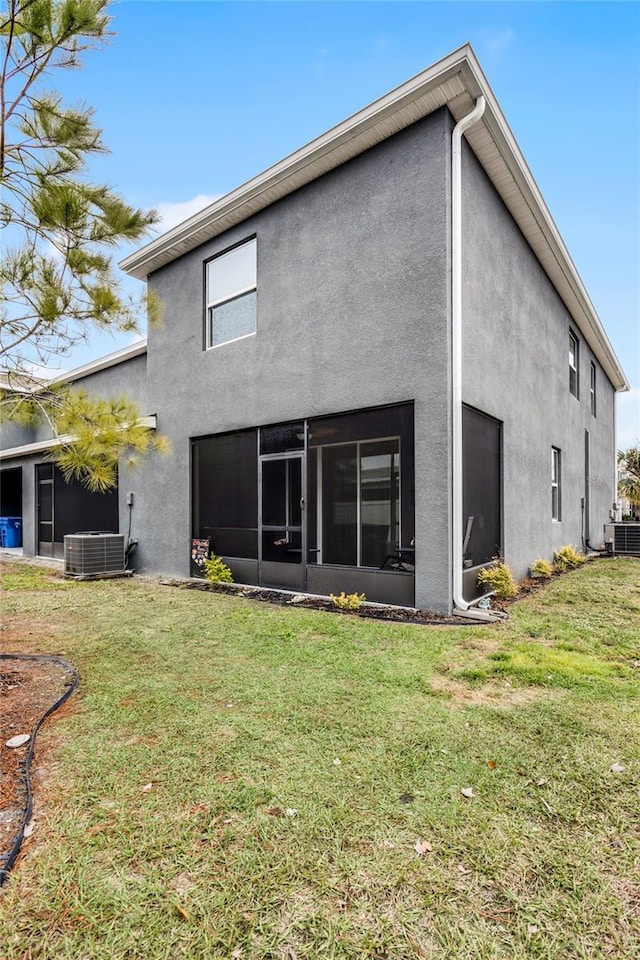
[64,533,126,578]
[603,523,640,557]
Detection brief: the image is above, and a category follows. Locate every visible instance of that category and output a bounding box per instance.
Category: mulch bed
[0,657,75,880]
[159,577,479,625]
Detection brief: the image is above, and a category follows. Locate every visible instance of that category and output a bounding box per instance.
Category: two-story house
[0,45,628,615]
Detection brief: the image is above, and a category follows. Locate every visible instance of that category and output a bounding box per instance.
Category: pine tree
[0,0,166,491]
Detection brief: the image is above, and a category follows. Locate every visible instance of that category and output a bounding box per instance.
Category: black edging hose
[0,654,79,887]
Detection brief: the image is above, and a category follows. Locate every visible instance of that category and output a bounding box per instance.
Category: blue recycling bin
[0,517,22,548]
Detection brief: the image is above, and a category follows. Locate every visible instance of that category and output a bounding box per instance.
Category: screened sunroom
[191,402,415,605]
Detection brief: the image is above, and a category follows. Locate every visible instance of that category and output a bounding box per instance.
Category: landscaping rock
[6,733,30,749]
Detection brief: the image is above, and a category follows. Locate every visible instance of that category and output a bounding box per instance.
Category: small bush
[330,591,366,611]
[477,561,519,599]
[553,545,586,572]
[203,554,234,584]
[530,558,553,579]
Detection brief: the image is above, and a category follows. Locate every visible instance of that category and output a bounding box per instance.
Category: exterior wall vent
[64,533,126,578]
[603,523,640,556]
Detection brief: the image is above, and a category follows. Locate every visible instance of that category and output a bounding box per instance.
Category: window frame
[551,446,561,521]
[204,237,257,350]
[569,329,579,398]
[590,361,597,417]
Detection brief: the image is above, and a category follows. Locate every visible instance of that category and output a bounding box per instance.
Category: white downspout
[451,96,502,621]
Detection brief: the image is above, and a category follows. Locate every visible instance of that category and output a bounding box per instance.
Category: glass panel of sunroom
[360,440,400,567]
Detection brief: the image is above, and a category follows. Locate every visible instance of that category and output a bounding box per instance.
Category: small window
[206,238,256,348]
[569,331,579,398]
[551,447,561,521]
[590,362,597,417]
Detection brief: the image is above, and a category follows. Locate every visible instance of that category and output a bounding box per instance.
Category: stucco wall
[140,110,453,610]
[0,421,36,450]
[71,353,149,408]
[461,141,616,578]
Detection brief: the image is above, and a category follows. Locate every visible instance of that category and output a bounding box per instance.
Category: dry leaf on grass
[265,806,284,817]
[461,787,474,799]
[610,762,625,774]
[414,839,433,855]
[486,760,497,769]
[141,782,153,793]
[23,821,35,838]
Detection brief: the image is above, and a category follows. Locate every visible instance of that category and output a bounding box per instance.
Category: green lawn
[0,558,638,959]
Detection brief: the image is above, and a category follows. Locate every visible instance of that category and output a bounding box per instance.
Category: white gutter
[451,96,500,620]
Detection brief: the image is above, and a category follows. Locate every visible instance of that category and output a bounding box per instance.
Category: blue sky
[50,0,639,445]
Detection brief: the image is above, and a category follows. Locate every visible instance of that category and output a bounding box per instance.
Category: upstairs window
[590,361,597,417]
[569,330,579,398]
[206,238,256,348]
[551,447,561,521]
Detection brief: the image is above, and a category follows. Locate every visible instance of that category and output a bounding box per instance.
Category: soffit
[120,46,628,392]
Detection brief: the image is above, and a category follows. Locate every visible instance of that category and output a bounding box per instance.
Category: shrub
[330,591,366,612]
[530,558,553,579]
[203,554,234,584]
[477,561,519,599]
[553,545,586,572]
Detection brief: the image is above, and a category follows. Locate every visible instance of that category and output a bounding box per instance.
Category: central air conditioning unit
[603,523,640,557]
[64,533,126,578]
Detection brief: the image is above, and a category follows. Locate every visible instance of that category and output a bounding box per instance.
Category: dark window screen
[193,429,258,558]
[360,440,400,567]
[322,443,358,565]
[462,406,501,567]
[260,422,304,456]
[53,467,118,540]
[308,403,414,567]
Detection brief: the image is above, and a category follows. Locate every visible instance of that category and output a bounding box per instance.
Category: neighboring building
[0,45,629,614]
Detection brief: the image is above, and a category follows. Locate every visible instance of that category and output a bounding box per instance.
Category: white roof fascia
[0,434,74,461]
[120,45,475,281]
[51,340,147,386]
[120,45,628,392]
[0,414,157,462]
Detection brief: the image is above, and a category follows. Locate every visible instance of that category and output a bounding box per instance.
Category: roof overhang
[0,414,156,462]
[120,44,628,392]
[0,341,147,394]
[52,340,147,385]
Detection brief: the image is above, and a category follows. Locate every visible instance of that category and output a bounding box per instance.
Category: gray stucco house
[0,46,629,615]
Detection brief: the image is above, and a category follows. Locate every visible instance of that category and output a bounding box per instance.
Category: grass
[0,557,638,959]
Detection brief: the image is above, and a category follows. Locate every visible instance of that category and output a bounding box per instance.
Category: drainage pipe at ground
[0,654,79,887]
